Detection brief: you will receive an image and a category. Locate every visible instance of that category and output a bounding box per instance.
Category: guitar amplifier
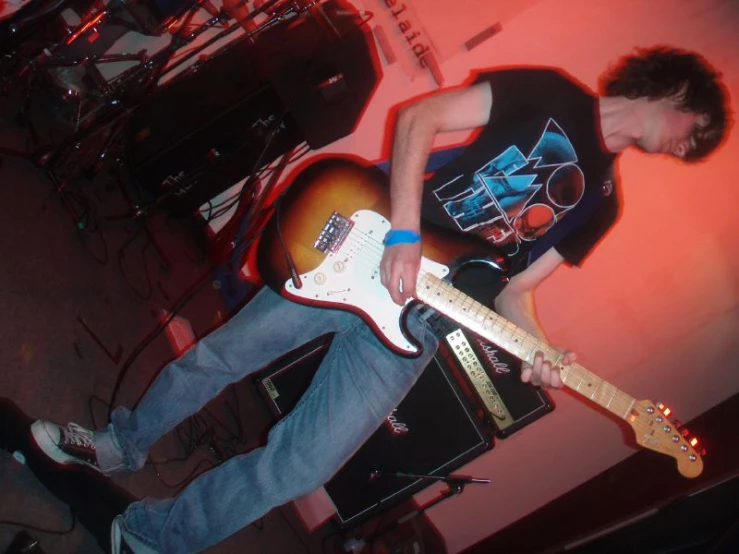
[253,334,493,529]
[434,326,554,438]
[430,264,555,438]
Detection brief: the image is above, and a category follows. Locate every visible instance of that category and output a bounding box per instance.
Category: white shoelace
[63,424,95,450]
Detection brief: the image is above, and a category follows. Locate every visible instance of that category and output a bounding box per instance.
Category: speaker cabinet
[126,1,381,214]
[432,266,555,438]
[253,335,494,529]
[249,0,382,149]
[127,38,305,215]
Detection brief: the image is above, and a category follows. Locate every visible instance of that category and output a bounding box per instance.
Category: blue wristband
[384,229,422,247]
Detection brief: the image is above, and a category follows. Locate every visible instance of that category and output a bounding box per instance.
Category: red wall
[323,0,739,551]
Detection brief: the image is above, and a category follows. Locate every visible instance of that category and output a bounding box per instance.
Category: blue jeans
[94,287,439,553]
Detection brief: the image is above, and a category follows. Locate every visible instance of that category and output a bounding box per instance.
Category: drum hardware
[155,0,317,86]
[2,0,324,248]
[35,0,312,174]
[0,0,157,161]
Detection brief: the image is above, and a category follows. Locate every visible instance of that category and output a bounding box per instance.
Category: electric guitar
[257,156,704,478]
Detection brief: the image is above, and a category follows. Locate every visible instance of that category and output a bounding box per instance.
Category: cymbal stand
[75,0,315,267]
[0,0,75,159]
[35,0,311,176]
[155,0,318,85]
[64,0,316,211]
[345,471,490,551]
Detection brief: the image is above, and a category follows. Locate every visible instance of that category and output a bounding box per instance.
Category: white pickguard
[285,210,449,355]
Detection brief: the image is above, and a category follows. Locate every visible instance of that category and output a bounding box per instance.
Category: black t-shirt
[421,68,620,272]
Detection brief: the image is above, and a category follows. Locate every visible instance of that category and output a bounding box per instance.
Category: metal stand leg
[102,165,173,273]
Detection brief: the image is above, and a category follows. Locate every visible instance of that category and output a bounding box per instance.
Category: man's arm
[380,82,493,305]
[494,247,575,388]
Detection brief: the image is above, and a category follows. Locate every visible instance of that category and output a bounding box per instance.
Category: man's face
[641,97,709,160]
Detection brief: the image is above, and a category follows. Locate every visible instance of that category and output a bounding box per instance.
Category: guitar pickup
[314,212,354,254]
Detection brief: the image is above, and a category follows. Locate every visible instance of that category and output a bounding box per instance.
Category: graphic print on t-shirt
[432,119,585,256]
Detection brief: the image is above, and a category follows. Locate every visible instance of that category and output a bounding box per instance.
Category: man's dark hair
[600,46,731,161]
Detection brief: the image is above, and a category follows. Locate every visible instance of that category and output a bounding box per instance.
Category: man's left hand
[521,350,577,389]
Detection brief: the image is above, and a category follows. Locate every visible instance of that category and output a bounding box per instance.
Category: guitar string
[312,227,639,418]
[336,227,635,417]
[315,227,691,453]
[302,222,636,419]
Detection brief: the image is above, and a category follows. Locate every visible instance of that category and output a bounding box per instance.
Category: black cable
[55,186,112,265]
[0,507,77,536]
[202,165,272,224]
[88,393,112,429]
[202,117,286,226]
[201,406,241,443]
[210,12,341,273]
[115,222,154,301]
[148,458,215,494]
[106,262,215,421]
[224,385,245,442]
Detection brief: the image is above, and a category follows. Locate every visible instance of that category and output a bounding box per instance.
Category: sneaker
[111,516,135,554]
[30,420,100,472]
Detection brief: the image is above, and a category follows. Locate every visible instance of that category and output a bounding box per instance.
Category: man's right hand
[380,242,423,306]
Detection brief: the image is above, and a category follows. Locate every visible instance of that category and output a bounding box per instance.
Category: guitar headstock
[625,400,704,478]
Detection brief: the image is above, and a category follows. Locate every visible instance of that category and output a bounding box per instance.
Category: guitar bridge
[314,211,354,253]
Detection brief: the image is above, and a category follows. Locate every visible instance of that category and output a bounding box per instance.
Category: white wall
[319,0,739,552]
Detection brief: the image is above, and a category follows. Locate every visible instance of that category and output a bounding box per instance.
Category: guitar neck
[417,273,636,420]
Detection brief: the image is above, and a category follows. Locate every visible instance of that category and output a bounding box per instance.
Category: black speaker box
[435,327,555,438]
[126,1,380,214]
[127,38,305,215]
[432,265,555,438]
[253,335,494,529]
[249,0,381,149]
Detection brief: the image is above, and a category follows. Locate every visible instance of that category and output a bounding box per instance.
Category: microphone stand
[345,471,490,552]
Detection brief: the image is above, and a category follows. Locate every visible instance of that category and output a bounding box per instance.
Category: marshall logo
[383,408,409,437]
[476,339,512,375]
